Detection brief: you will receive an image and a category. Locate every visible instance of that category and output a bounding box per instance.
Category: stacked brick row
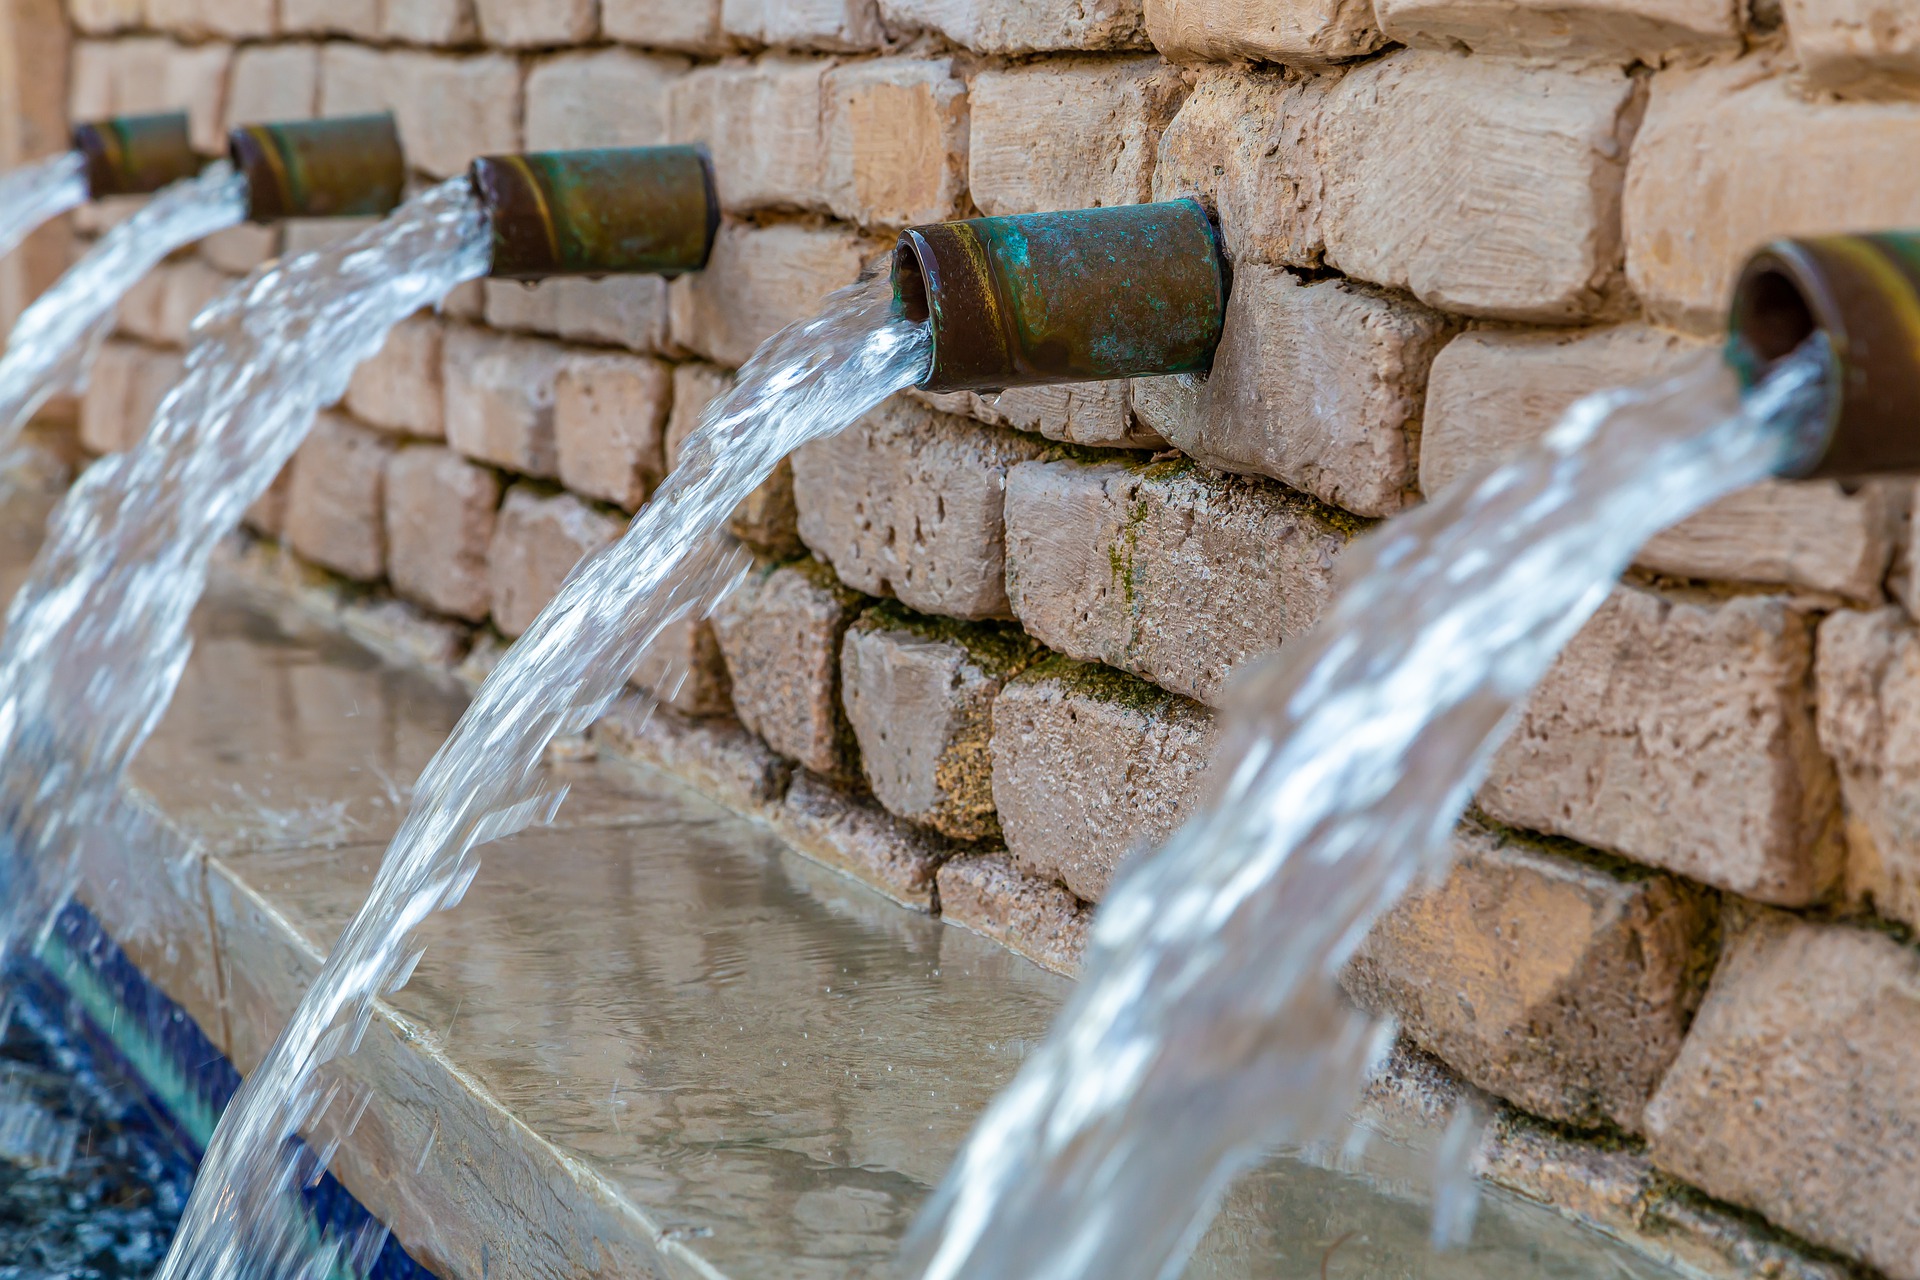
[42,0,1920,1274]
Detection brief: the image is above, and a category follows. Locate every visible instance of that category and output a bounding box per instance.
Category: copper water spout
[71,112,200,200]
[227,114,407,223]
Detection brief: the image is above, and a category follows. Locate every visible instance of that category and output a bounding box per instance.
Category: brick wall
[35,0,1920,1274]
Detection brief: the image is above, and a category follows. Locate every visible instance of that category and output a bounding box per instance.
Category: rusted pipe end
[471,146,719,281]
[892,199,1227,394]
[70,112,199,200]
[227,114,406,223]
[1729,234,1920,479]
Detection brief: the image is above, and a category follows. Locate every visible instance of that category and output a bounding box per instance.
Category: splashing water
[0,151,87,266]
[156,271,929,1280]
[0,163,247,454]
[904,341,1834,1280]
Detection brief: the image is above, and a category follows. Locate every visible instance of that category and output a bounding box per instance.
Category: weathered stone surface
[443,327,567,479]
[668,58,829,214]
[474,0,595,46]
[663,362,804,557]
[115,268,168,345]
[346,314,446,439]
[487,487,623,639]
[1147,0,1384,62]
[223,42,320,132]
[602,0,730,54]
[554,351,670,511]
[969,59,1189,216]
[70,0,143,33]
[667,221,872,368]
[879,0,1149,52]
[629,614,734,718]
[990,656,1216,902]
[792,397,1047,620]
[80,340,180,454]
[525,50,684,152]
[1785,0,1920,98]
[594,693,794,818]
[723,0,884,50]
[1004,458,1354,704]
[772,771,951,911]
[1482,585,1841,906]
[381,0,476,44]
[71,37,233,154]
[320,48,521,179]
[936,852,1090,977]
[1321,50,1641,323]
[201,223,278,276]
[483,276,670,353]
[710,558,864,780]
[244,463,292,538]
[821,57,970,229]
[918,382,1161,450]
[385,445,501,623]
[281,0,378,36]
[156,260,230,347]
[1374,0,1740,60]
[146,0,271,39]
[1645,911,1920,1279]
[1346,823,1715,1132]
[284,413,395,582]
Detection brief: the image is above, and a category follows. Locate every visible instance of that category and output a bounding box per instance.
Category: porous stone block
[1784,0,1920,98]
[115,270,168,345]
[1346,823,1715,1132]
[969,58,1189,216]
[324,49,521,179]
[385,445,501,623]
[710,558,864,780]
[284,413,396,582]
[773,772,951,911]
[1645,911,1920,1279]
[554,351,671,511]
[936,852,1090,977]
[281,0,379,36]
[821,57,970,229]
[990,656,1216,902]
[443,327,567,479]
[282,217,376,257]
[475,0,595,46]
[81,340,181,454]
[346,314,446,438]
[1146,0,1385,62]
[921,382,1161,450]
[487,486,624,639]
[595,694,794,817]
[525,50,685,152]
[72,38,233,155]
[722,0,885,50]
[146,0,272,39]
[1320,50,1641,323]
[156,260,232,347]
[223,43,320,133]
[629,614,734,718]
[245,463,292,537]
[1482,585,1841,906]
[792,396,1048,620]
[70,0,143,34]
[1004,458,1353,705]
[201,224,278,276]
[483,277,671,353]
[382,0,477,44]
[668,58,829,214]
[665,362,803,556]
[667,220,872,368]
[1628,60,1920,330]
[1374,0,1739,60]
[602,0,729,53]
[880,0,1148,51]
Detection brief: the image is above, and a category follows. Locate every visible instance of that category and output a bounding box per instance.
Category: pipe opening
[892,241,930,325]
[1734,263,1818,371]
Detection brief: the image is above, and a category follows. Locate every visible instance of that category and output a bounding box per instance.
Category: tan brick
[1321,50,1640,323]
[284,413,395,582]
[244,463,292,538]
[281,0,379,37]
[346,314,445,438]
[1374,0,1739,60]
[323,49,521,179]
[282,216,377,258]
[792,396,1047,620]
[596,694,794,816]
[1146,0,1384,62]
[475,0,595,46]
[554,351,670,511]
[666,362,805,557]
[1645,911,1920,1279]
[443,327,567,478]
[156,260,231,347]
[384,445,500,622]
[880,0,1149,52]
[710,558,863,780]
[821,57,969,229]
[1626,59,1920,331]
[115,269,168,345]
[667,220,872,367]
[602,0,730,54]
[71,0,144,34]
[668,57,829,214]
[72,38,233,155]
[146,0,272,39]
[919,382,1161,451]
[487,486,623,639]
[629,614,733,717]
[936,851,1090,977]
[1004,458,1353,705]
[1346,823,1714,1132]
[525,50,685,152]
[722,0,884,50]
[222,43,320,134]
[772,771,951,911]
[1482,584,1841,906]
[200,224,278,276]
[81,340,180,454]
[382,0,477,43]
[1785,0,1920,98]
[990,656,1216,902]
[482,276,671,353]
[969,58,1188,216]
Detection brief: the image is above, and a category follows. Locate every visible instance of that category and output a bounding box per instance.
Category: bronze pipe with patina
[71,112,200,200]
[227,114,408,223]
[469,145,719,280]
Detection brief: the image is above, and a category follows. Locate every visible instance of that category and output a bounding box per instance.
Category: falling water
[0,151,87,266]
[0,163,247,454]
[904,341,1835,1280]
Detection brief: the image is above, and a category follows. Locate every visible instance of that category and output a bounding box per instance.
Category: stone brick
[156,260,231,347]
[222,43,319,134]
[710,558,863,780]
[1346,823,1715,1132]
[1626,59,1920,331]
[115,269,167,345]
[773,772,950,911]
[443,327,568,478]
[81,340,180,454]
[595,694,793,817]
[382,0,477,43]
[969,59,1189,216]
[281,217,376,257]
[244,463,292,538]
[1004,458,1354,705]
[919,381,1161,451]
[668,57,829,214]
[323,49,521,179]
[525,50,684,152]
[487,486,624,639]
[792,397,1047,620]
[1645,911,1920,1278]
[483,277,670,353]
[1374,0,1739,60]
[475,0,595,46]
[200,224,278,276]
[72,38,233,155]
[70,0,143,34]
[385,445,501,622]
[723,0,884,50]
[629,614,734,718]
[1785,0,1920,98]
[665,362,804,557]
[880,0,1149,52]
[346,314,446,438]
[1482,584,1841,906]
[281,0,379,36]
[554,351,671,511]
[1321,50,1641,323]
[821,57,969,229]
[990,656,1216,902]
[936,852,1090,977]
[602,0,730,54]
[284,413,396,582]
[1146,0,1385,62]
[146,0,272,39]
[667,220,872,368]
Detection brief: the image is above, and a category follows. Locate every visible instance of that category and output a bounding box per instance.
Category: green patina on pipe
[470,146,719,281]
[227,114,407,223]
[892,199,1228,394]
[71,112,200,201]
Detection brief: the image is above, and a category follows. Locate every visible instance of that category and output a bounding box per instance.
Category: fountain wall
[12,0,1920,1275]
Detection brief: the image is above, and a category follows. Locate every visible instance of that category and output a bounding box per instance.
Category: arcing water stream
[0,151,87,266]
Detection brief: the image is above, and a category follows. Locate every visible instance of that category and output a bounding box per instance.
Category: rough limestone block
[821,57,970,229]
[773,772,951,911]
[1626,59,1920,331]
[1146,0,1385,62]
[1132,268,1450,518]
[1785,0,1920,98]
[284,413,396,582]
[840,606,1042,842]
[1482,584,1841,906]
[722,0,885,50]
[385,445,501,623]
[223,43,320,133]
[602,0,730,54]
[668,58,830,214]
[667,220,872,368]
[920,382,1160,450]
[483,277,670,353]
[596,695,794,817]
[244,463,292,538]
[201,223,279,276]
[936,852,1090,977]
[487,487,623,639]
[665,362,803,556]
[1346,824,1715,1133]
[71,0,144,34]
[345,314,446,439]
[443,327,568,479]
[1645,911,1920,1279]
[969,58,1189,216]
[115,269,168,345]
[382,0,477,44]
[990,656,1216,902]
[281,0,379,36]
[475,0,595,46]
[792,396,1048,620]
[554,351,671,511]
[710,558,864,780]
[324,50,521,179]
[146,0,272,39]
[157,260,231,347]
[81,340,180,454]
[525,50,685,152]
[880,0,1147,51]
[1320,50,1640,323]
[1374,0,1739,60]
[72,38,233,155]
[1004,458,1354,705]
[629,613,734,718]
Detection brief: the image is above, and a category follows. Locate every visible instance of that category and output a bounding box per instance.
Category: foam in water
[903,342,1834,1280]
[0,151,87,267]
